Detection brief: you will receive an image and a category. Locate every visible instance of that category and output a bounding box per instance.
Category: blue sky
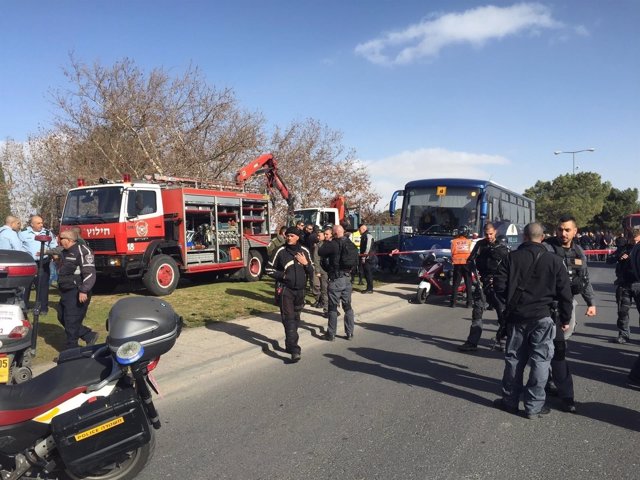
[1,1,638,209]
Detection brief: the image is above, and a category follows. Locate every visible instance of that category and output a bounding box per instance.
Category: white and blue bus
[389,178,535,273]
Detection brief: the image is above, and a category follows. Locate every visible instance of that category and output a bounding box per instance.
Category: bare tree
[6,57,382,232]
[50,55,265,181]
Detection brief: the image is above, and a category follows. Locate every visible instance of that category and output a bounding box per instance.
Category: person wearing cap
[266,226,313,362]
[56,229,99,350]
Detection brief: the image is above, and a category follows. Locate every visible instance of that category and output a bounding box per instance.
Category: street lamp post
[553,148,595,175]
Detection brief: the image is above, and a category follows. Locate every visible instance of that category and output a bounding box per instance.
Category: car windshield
[62,187,123,225]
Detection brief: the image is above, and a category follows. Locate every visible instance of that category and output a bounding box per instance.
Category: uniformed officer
[0,215,27,251]
[19,215,58,314]
[56,229,99,350]
[450,226,473,307]
[458,223,509,351]
[610,227,640,344]
[266,226,313,362]
[544,214,597,414]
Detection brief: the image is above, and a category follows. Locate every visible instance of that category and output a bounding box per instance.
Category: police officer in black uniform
[611,227,640,344]
[266,226,313,362]
[458,223,509,352]
[544,215,597,414]
[56,229,98,350]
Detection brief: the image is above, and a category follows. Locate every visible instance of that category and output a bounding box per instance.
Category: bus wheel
[245,250,263,282]
[143,255,179,296]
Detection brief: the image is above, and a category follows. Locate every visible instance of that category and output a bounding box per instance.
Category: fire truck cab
[60,176,271,295]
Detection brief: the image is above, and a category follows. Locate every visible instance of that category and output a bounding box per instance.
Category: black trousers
[58,288,92,349]
[468,280,505,344]
[451,264,472,305]
[616,285,640,339]
[27,259,51,313]
[279,287,305,355]
[362,259,374,291]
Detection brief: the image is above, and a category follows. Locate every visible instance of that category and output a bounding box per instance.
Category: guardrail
[583,249,616,262]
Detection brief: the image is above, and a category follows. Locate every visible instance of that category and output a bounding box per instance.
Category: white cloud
[355,3,568,66]
[362,147,510,209]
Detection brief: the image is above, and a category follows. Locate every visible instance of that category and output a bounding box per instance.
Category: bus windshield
[62,187,124,225]
[403,186,480,236]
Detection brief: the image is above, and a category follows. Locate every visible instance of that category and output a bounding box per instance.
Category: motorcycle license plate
[0,355,9,383]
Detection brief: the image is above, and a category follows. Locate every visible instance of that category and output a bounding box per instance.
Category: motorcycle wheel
[416,287,431,304]
[60,429,155,480]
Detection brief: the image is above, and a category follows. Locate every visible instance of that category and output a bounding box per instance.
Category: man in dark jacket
[494,222,573,419]
[627,238,640,388]
[458,222,509,352]
[56,229,99,350]
[318,225,355,341]
[266,227,313,362]
[611,227,640,343]
[544,215,597,414]
[358,223,375,293]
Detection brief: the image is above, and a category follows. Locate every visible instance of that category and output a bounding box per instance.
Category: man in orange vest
[450,226,473,307]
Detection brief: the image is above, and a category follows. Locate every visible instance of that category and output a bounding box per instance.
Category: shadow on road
[577,402,640,433]
[325,347,499,407]
[357,320,503,357]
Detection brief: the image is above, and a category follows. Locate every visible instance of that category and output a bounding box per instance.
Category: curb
[30,282,414,386]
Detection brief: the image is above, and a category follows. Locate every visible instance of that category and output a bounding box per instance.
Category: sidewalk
[33,282,414,386]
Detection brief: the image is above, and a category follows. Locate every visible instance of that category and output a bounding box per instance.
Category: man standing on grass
[56,229,98,350]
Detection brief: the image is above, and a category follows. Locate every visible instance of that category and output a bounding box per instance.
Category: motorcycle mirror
[115,341,145,365]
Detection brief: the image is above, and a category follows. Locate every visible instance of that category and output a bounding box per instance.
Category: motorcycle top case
[0,249,36,301]
[107,297,181,361]
[51,388,150,474]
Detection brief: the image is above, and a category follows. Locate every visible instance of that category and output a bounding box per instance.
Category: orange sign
[436,186,447,196]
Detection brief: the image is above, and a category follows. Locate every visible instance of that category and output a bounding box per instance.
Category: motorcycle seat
[0,348,112,426]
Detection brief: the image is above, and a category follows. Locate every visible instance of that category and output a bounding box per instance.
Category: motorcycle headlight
[116,341,145,365]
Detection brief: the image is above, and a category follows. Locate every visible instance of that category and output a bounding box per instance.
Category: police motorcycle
[0,250,38,384]
[415,249,459,304]
[0,297,182,480]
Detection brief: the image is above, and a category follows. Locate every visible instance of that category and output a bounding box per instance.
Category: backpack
[339,237,360,270]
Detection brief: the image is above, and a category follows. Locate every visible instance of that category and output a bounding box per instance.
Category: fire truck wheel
[143,255,179,296]
[245,250,264,282]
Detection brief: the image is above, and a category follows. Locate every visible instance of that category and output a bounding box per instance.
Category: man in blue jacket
[19,214,58,314]
[0,215,26,251]
[266,227,313,362]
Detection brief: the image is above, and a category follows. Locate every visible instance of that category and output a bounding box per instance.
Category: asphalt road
[138,263,639,480]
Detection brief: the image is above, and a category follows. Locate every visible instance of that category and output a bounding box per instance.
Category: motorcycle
[0,249,38,384]
[0,296,182,480]
[415,249,472,304]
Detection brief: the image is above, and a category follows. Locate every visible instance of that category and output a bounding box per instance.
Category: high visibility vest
[451,237,472,265]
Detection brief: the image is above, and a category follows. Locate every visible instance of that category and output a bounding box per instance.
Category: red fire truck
[60,154,293,295]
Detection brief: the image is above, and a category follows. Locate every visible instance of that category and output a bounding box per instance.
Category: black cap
[285,227,301,237]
